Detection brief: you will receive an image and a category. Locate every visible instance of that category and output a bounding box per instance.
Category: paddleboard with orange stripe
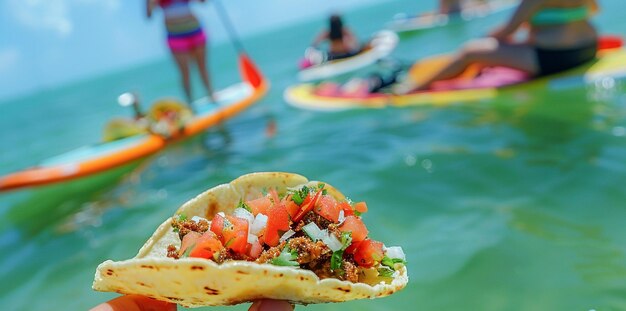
[0,53,268,192]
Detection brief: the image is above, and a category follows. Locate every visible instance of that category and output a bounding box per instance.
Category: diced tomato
[189,231,224,259]
[268,188,281,205]
[353,201,368,214]
[247,239,264,259]
[210,214,249,254]
[263,203,290,247]
[315,195,340,223]
[283,195,300,219]
[247,196,272,216]
[292,190,324,223]
[353,239,384,268]
[344,240,361,255]
[337,201,355,217]
[338,215,369,242]
[179,231,202,257]
[210,213,225,239]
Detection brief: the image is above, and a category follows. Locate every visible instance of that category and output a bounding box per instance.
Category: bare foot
[391,78,418,95]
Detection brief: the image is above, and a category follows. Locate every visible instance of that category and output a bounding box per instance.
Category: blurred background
[1,0,626,310]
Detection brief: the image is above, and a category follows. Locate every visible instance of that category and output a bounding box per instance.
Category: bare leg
[394,38,539,94]
[191,44,217,103]
[172,52,192,104]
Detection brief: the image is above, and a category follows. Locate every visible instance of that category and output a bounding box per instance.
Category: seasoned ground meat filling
[164,186,406,284]
[342,258,359,283]
[256,242,286,264]
[171,218,209,240]
[294,211,332,232]
[167,245,179,259]
[287,237,331,264]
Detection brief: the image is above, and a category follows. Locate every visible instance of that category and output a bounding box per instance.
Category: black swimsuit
[535,41,598,76]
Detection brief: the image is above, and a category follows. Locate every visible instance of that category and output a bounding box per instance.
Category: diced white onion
[248,233,259,244]
[302,222,324,241]
[217,212,226,217]
[250,213,268,235]
[384,246,406,261]
[338,210,346,224]
[279,229,296,243]
[321,230,343,252]
[233,208,255,224]
[191,216,208,223]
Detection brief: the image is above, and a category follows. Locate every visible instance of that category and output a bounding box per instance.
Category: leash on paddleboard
[213,0,247,55]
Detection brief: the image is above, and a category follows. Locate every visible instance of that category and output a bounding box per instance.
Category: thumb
[249,300,294,311]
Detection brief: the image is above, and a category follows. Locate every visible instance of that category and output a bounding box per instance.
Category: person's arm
[146,0,156,19]
[311,30,329,48]
[489,0,544,41]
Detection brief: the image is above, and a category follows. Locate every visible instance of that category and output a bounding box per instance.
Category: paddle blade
[239,53,263,88]
[598,35,623,51]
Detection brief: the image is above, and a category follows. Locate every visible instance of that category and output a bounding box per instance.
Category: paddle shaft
[213,0,247,54]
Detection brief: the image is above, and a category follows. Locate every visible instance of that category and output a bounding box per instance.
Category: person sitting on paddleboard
[146,0,217,108]
[394,0,599,94]
[311,14,360,61]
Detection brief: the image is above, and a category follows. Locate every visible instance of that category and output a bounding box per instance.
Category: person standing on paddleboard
[147,0,217,108]
[394,0,599,94]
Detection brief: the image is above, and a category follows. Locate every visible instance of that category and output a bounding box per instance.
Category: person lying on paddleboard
[394,0,599,94]
[311,14,360,61]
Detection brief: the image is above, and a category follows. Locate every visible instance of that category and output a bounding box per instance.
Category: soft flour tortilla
[93,172,408,307]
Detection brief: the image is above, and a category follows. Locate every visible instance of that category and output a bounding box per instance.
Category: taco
[93,172,408,307]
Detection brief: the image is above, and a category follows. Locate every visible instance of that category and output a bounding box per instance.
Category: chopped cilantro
[237,199,252,213]
[271,247,299,267]
[340,231,352,249]
[178,214,188,221]
[330,232,353,272]
[381,256,406,270]
[377,267,395,277]
[290,186,310,205]
[330,250,344,272]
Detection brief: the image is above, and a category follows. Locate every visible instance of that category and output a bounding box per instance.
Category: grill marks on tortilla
[206,200,218,219]
[204,286,220,295]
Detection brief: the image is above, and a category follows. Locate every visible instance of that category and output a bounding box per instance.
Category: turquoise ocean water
[2,1,626,310]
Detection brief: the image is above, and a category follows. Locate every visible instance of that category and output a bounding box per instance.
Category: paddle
[212,0,263,88]
[213,0,246,55]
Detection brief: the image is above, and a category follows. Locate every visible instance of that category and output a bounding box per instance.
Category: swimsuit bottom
[535,41,597,76]
[327,50,359,61]
[167,28,206,53]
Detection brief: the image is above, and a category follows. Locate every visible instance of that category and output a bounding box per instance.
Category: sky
[0,0,387,101]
